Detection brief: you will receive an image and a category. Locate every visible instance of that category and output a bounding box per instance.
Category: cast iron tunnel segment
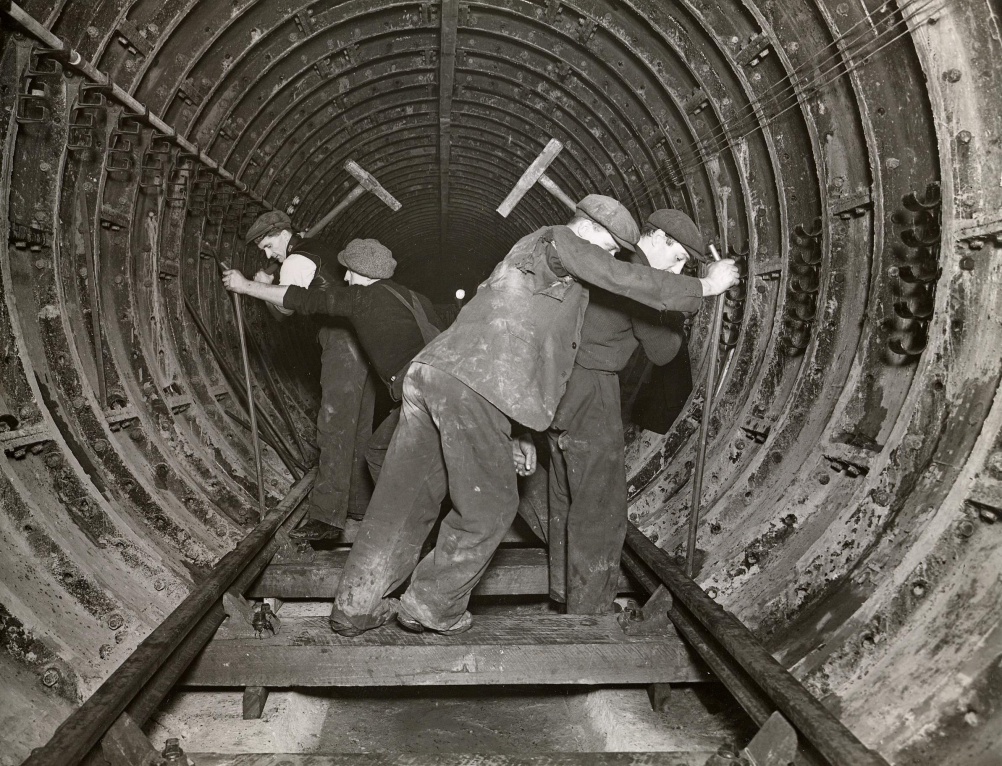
[22,469,888,766]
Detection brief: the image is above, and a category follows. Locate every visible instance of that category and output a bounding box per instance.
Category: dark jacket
[283,280,444,393]
[414,226,703,430]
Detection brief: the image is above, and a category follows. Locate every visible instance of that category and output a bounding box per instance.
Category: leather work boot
[288,518,342,542]
[396,608,473,635]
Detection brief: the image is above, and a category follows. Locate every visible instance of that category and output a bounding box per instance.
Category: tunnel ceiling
[2,0,1002,764]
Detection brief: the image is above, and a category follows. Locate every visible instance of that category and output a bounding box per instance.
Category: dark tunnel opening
[1,0,1001,763]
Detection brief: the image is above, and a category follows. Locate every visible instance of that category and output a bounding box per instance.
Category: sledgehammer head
[345,160,402,212]
[497,138,564,218]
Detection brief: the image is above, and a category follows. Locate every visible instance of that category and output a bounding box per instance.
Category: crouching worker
[222,235,445,541]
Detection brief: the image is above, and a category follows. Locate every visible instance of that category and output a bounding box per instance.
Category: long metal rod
[182,293,305,477]
[624,525,889,766]
[22,470,316,766]
[231,291,266,518]
[224,409,302,480]
[689,194,729,577]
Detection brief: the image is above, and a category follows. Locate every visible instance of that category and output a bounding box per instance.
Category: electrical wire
[629,0,947,208]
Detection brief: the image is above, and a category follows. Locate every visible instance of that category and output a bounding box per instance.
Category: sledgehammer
[497,138,577,217]
[305,159,402,237]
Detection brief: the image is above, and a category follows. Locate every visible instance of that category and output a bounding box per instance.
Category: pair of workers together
[223,195,738,634]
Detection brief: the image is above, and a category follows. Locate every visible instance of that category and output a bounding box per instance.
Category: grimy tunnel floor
[2,0,1002,764]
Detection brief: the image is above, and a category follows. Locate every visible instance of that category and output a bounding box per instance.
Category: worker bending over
[328,194,739,636]
[224,224,443,541]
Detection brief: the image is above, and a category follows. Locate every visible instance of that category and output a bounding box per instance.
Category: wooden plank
[242,686,269,720]
[250,548,633,599]
[181,614,709,687]
[337,515,542,545]
[189,754,711,765]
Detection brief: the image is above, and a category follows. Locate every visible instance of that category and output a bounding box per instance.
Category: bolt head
[107,613,124,630]
[41,668,60,687]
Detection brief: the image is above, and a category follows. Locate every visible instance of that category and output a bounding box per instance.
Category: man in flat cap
[521,208,716,615]
[227,216,443,540]
[327,194,738,636]
[232,211,349,538]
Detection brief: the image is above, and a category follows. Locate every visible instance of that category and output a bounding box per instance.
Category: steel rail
[22,470,316,766]
[623,524,889,766]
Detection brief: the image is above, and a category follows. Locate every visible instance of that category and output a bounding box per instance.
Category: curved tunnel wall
[1,0,1000,763]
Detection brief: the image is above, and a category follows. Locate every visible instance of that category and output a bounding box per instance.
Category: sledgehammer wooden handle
[498,138,577,217]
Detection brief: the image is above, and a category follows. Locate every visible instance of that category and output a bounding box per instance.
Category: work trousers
[330,363,517,633]
[310,325,374,528]
[546,367,628,614]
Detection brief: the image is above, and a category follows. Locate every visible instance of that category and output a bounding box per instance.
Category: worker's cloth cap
[338,238,396,279]
[575,194,639,252]
[245,210,292,244]
[647,209,708,263]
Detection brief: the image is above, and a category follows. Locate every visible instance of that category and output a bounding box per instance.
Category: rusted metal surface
[0,0,1000,763]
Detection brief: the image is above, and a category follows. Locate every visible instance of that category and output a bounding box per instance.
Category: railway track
[22,472,889,766]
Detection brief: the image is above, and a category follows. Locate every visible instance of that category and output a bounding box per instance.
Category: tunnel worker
[327,194,739,637]
[233,210,345,539]
[524,209,708,616]
[225,218,444,541]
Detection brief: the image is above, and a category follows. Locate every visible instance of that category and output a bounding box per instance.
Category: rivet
[887,266,900,278]
[19,405,33,419]
[650,532,659,543]
[818,473,831,486]
[72,396,86,410]
[943,69,962,83]
[154,578,167,591]
[93,439,109,454]
[886,158,900,169]
[41,668,60,687]
[114,275,124,285]
[107,613,124,630]
[78,267,88,278]
[45,453,62,468]
[957,520,975,538]
[960,256,976,271]
[705,587,718,599]
[957,130,972,145]
[99,644,113,660]
[911,580,927,597]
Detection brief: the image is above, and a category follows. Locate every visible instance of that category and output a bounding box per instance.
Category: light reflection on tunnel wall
[0,0,1000,763]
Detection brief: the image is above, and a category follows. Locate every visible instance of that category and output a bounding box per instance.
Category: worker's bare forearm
[238,281,291,308]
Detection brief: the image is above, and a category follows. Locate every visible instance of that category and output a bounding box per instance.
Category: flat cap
[338,238,397,279]
[575,194,639,252]
[245,210,292,244]
[647,209,708,263]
